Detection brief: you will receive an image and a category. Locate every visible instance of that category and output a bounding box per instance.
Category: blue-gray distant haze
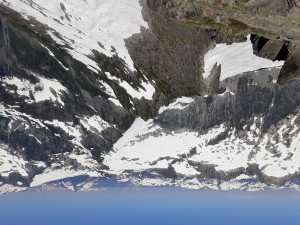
[0,190,299,225]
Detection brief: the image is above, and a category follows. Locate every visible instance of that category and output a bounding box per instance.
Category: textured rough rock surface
[155,0,300,40]
[142,0,300,84]
[126,0,248,101]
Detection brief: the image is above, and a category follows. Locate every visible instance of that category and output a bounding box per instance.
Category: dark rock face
[155,67,300,135]
[251,35,289,61]
[158,81,267,133]
[278,47,300,84]
[126,17,211,99]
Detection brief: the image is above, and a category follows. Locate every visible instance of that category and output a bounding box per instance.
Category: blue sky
[0,190,299,225]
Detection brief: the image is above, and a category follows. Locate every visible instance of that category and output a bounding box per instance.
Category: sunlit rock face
[151,0,300,40]
[140,0,300,84]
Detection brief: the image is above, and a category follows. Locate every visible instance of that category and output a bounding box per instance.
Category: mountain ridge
[0,0,300,194]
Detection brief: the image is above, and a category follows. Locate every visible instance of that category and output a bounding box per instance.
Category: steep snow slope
[1,0,147,71]
[0,0,155,100]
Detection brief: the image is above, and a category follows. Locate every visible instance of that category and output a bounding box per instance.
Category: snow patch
[159,97,194,114]
[203,36,284,80]
[30,167,100,187]
[0,145,28,177]
[2,75,67,106]
[105,72,155,100]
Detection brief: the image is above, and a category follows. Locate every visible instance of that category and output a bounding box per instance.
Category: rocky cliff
[0,0,300,193]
